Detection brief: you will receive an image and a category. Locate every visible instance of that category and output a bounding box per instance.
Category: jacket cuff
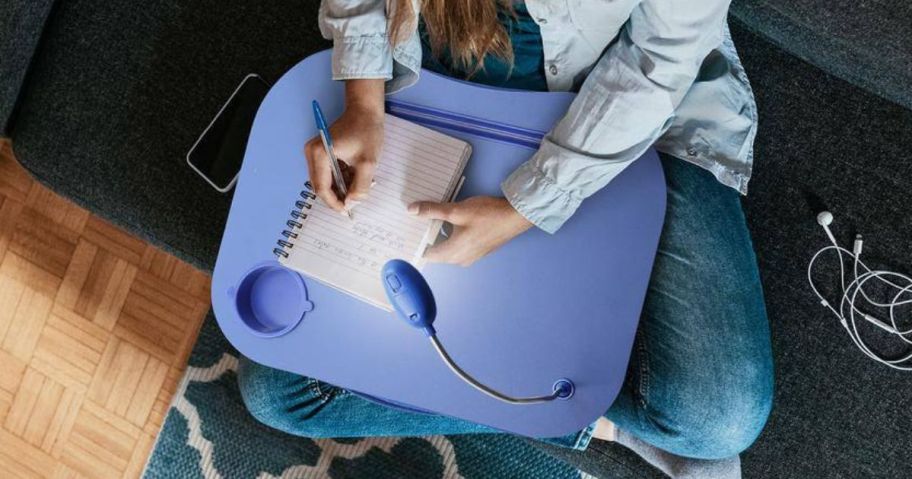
[501,149,581,234]
[330,34,394,81]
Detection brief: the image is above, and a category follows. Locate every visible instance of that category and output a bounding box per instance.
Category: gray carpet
[732,19,912,479]
[5,1,912,476]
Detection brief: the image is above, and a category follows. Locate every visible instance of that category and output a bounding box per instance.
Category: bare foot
[592,417,617,442]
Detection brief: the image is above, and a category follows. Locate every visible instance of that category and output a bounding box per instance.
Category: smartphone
[187,74,270,192]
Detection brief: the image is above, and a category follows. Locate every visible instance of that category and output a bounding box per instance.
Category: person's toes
[592,417,617,442]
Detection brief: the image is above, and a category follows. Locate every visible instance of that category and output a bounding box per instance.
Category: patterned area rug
[142,314,588,478]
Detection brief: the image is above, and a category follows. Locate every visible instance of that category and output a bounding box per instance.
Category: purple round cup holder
[231,263,313,338]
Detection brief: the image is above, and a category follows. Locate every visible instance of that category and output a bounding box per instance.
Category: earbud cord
[807,240,912,370]
[428,335,562,404]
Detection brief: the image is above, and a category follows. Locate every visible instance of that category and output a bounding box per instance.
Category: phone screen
[187,75,270,191]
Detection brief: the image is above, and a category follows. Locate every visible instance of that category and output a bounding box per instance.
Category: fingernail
[407,203,419,215]
[344,199,361,210]
[370,180,377,188]
[339,209,349,216]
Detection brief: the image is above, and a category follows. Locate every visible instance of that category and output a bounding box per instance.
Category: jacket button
[549,64,558,75]
[686,146,698,156]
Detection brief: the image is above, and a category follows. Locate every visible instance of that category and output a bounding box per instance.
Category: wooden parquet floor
[0,140,211,478]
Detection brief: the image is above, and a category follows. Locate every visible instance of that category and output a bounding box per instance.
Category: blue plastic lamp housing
[382,259,437,336]
[381,259,573,404]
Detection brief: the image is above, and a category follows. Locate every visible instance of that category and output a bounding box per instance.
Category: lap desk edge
[212,50,666,438]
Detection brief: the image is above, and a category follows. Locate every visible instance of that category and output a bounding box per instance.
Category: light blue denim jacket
[318,0,757,233]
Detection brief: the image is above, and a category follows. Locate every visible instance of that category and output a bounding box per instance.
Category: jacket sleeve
[501,0,730,233]
[318,0,394,80]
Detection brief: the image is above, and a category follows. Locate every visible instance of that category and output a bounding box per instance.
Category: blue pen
[312,100,352,219]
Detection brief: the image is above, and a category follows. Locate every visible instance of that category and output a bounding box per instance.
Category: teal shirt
[418,3,548,92]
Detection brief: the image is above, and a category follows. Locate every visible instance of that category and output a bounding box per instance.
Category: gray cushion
[731,0,912,111]
[0,0,56,135]
[11,0,330,270]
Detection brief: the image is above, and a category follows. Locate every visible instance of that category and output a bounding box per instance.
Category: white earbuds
[816,211,833,226]
[816,211,838,246]
[807,211,912,370]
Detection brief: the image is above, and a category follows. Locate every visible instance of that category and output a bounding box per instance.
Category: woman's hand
[409,197,533,266]
[304,79,385,213]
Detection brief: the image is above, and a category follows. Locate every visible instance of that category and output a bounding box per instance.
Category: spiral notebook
[273,114,472,310]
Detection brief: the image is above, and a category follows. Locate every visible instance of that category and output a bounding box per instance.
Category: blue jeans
[238,155,773,460]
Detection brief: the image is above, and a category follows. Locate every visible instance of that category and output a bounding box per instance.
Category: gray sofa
[3,1,911,477]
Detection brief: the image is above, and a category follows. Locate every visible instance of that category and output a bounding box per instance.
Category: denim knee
[656,377,773,459]
[236,357,337,436]
[237,358,285,429]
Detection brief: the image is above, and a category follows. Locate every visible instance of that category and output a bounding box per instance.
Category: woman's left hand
[408,196,533,266]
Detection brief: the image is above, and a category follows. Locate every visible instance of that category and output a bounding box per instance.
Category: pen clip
[312,100,331,142]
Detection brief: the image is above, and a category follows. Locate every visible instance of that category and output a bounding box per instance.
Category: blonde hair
[389,0,514,76]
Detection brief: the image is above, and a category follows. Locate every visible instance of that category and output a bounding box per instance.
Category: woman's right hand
[304,79,386,213]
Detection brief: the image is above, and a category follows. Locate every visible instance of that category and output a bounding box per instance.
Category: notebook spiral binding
[273,181,316,259]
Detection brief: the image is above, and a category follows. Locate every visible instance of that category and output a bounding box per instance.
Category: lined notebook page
[280,114,471,310]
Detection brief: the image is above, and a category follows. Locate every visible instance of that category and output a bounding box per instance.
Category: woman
[240,0,773,474]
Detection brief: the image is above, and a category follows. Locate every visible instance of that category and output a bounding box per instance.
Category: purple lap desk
[212,50,666,438]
